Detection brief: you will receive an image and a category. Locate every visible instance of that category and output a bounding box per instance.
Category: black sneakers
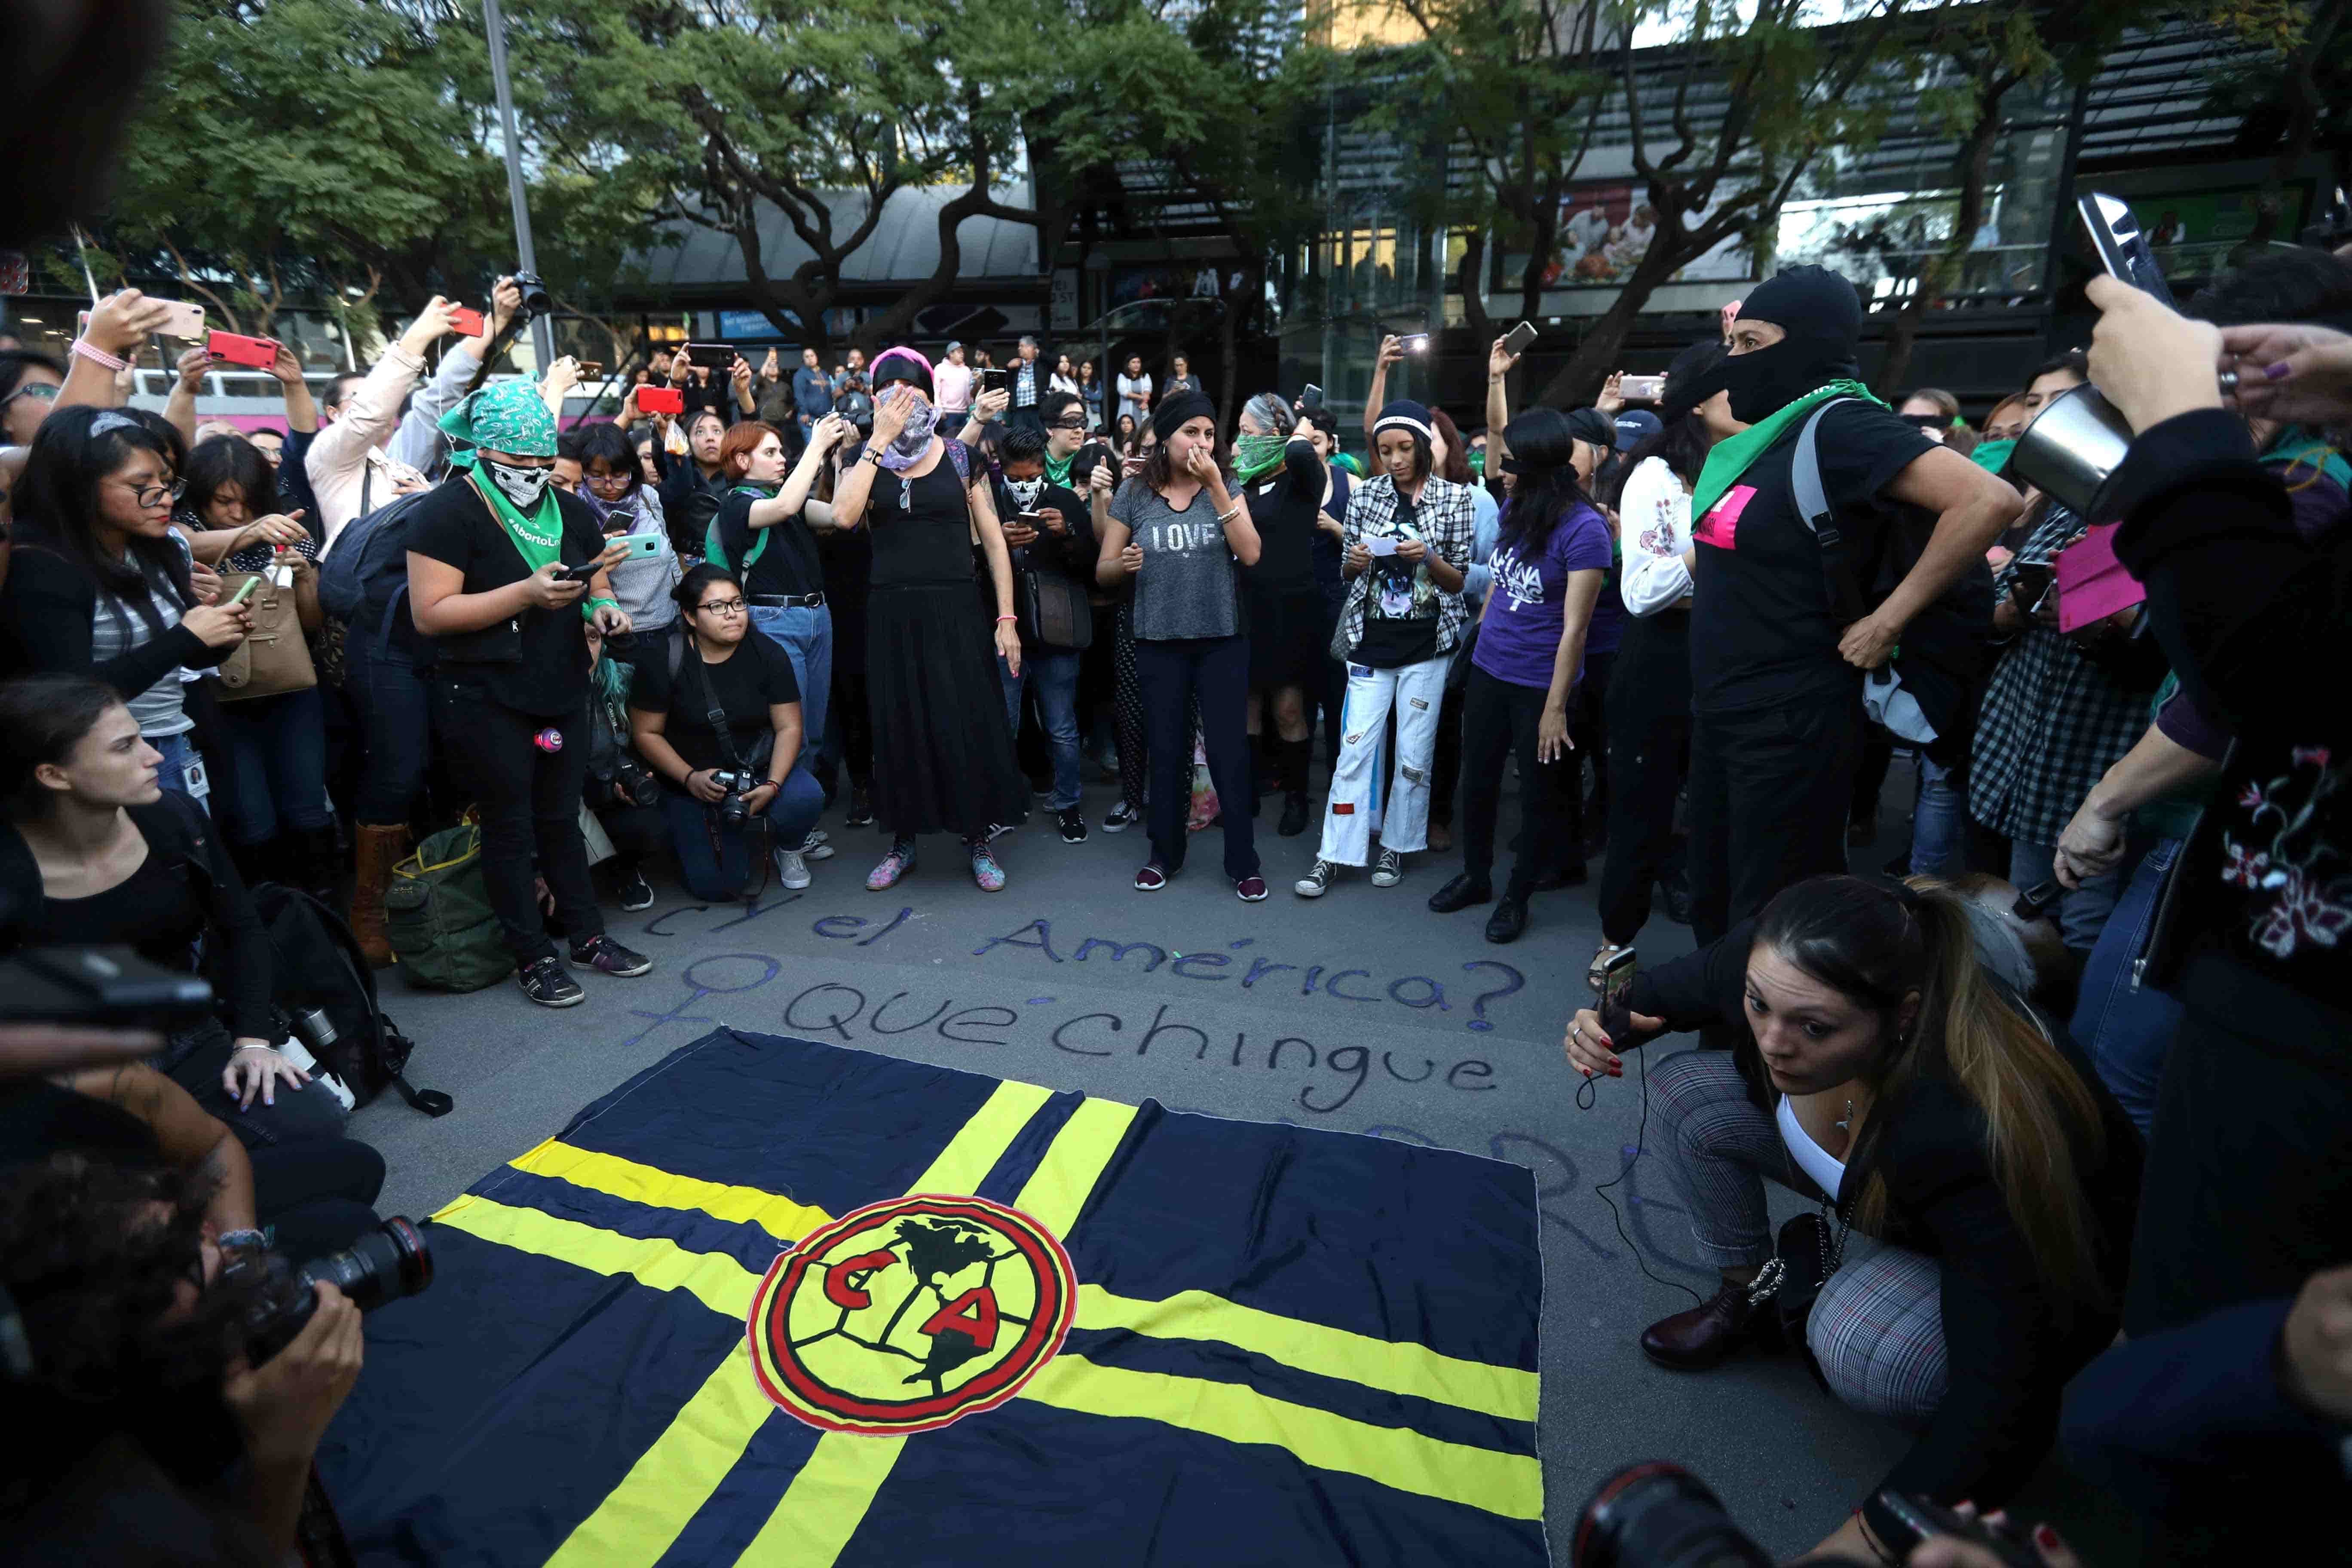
[570,934,653,977]
[518,955,584,1008]
[1057,808,1088,844]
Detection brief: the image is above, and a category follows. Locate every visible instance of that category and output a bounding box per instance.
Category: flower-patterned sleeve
[1619,457,1695,617]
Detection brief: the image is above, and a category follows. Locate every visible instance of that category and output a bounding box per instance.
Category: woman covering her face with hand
[1092,389,1265,898]
[1564,873,2138,1566]
[830,349,1032,892]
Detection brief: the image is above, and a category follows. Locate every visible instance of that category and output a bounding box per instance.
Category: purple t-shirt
[1473,502,1613,690]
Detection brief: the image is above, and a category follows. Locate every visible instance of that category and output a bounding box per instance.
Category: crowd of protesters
[3,205,2349,1563]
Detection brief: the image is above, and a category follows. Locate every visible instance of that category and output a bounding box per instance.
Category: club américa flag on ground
[319,1029,1548,1565]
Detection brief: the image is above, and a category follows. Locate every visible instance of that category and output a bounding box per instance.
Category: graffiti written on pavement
[967,918,1528,1032]
[609,954,1494,1118]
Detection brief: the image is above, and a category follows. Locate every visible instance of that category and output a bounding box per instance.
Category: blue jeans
[219,686,332,845]
[659,769,826,900]
[1910,753,1963,876]
[747,604,832,760]
[343,632,432,826]
[2010,836,2130,954]
[150,729,210,815]
[2069,835,2182,1135]
[997,648,1083,811]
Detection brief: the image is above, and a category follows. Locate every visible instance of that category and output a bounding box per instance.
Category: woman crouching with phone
[1565,874,2139,1563]
[404,380,654,1008]
[628,564,824,898]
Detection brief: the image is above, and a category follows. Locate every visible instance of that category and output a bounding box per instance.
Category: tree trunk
[1216,255,1261,426]
[2245,1,2345,248]
[1874,77,2011,397]
[1455,225,1492,350]
[1537,239,1688,406]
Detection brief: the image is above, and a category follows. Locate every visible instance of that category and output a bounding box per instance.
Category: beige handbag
[214,569,318,701]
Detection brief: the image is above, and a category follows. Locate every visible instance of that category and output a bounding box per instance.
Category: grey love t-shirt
[1110,478,1240,641]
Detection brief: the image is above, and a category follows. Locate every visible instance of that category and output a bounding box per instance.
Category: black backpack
[245,883,453,1117]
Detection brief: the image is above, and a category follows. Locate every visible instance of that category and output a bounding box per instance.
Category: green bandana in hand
[1233,432,1289,484]
[1690,380,1882,522]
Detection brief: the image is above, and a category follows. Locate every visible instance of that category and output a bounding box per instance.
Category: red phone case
[638,386,685,415]
[206,331,280,369]
[447,306,485,336]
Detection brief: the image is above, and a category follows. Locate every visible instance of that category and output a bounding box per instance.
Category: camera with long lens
[230,1216,433,1363]
[514,270,553,320]
[603,754,661,809]
[1575,1461,1873,1568]
[709,769,759,829]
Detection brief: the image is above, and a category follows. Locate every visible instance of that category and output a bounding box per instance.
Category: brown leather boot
[1639,1279,1770,1371]
[348,823,412,968]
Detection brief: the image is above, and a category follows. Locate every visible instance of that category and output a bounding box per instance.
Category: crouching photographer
[0,1155,424,1562]
[1564,875,2139,1563]
[628,565,824,898]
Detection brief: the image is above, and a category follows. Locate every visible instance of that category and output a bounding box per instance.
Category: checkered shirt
[1967,501,2162,845]
[1335,472,1478,657]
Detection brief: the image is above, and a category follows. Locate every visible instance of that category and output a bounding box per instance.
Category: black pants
[1598,614,1691,946]
[1687,689,1862,946]
[1851,726,1896,828]
[1573,648,1614,840]
[2125,952,2352,1337]
[1457,668,1571,898]
[831,668,873,791]
[435,686,603,966]
[251,1137,386,1265]
[1430,683,1466,829]
[1133,634,1258,879]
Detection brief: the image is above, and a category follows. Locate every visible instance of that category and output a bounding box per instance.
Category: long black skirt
[867,583,1032,839]
[1244,581,1327,689]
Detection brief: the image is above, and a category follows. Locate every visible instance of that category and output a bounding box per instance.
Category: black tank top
[868,444,979,590]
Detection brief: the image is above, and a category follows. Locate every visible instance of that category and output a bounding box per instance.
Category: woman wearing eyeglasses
[0,348,64,445]
[0,407,252,808]
[561,422,679,646]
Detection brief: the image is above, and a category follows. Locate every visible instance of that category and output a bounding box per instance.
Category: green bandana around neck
[1969,437,2017,475]
[1233,432,1289,484]
[1689,380,1882,523]
[1043,450,1075,488]
[465,467,565,576]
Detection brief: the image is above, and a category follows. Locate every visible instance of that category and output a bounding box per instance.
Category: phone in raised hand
[2076,192,2175,307]
[156,300,206,340]
[1502,320,1538,357]
[447,306,486,337]
[1618,374,1666,401]
[1400,334,1431,353]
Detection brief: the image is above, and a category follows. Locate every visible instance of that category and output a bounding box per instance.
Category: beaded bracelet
[71,338,129,373]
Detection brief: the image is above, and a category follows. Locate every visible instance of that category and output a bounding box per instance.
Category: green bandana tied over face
[1689,380,1882,522]
[1232,432,1289,484]
[438,379,565,574]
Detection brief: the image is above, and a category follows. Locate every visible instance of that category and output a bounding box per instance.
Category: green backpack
[383,822,512,992]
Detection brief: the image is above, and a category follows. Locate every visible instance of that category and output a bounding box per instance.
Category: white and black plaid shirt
[1968,501,2164,846]
[1335,472,1478,657]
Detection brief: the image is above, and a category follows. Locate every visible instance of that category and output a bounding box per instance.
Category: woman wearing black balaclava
[1681,265,2021,945]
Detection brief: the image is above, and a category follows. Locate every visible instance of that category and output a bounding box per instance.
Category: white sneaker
[800,830,834,861]
[775,848,812,889]
[1371,846,1404,888]
[1294,859,1338,898]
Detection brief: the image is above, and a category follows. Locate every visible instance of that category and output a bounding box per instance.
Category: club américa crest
[747,1193,1077,1434]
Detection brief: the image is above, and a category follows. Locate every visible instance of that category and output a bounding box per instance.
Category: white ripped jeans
[1317,653,1447,865]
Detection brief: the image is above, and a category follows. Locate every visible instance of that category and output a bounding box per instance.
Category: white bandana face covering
[1006,475,1046,508]
[486,457,553,511]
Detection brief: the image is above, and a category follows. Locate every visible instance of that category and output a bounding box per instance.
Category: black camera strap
[685,636,772,901]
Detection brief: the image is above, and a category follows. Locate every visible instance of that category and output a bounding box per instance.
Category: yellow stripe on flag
[507,1139,835,1241]
[434,1194,759,1319]
[1074,1283,1539,1423]
[1018,1352,1545,1522]
[733,1088,1135,1566]
[1010,1096,1137,1236]
[731,1430,907,1566]
[536,1079,1057,1568]
[905,1077,1056,1194]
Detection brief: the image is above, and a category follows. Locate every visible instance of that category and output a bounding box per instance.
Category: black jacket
[1626,922,2141,1537]
[2107,407,2352,1022]
[0,543,233,693]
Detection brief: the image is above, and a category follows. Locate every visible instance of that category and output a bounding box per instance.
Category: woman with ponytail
[1564,873,2139,1564]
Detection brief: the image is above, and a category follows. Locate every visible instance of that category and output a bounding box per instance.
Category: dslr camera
[709,769,760,830]
[600,753,661,810]
[514,270,553,320]
[1575,1461,2050,1568]
[226,1216,434,1363]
